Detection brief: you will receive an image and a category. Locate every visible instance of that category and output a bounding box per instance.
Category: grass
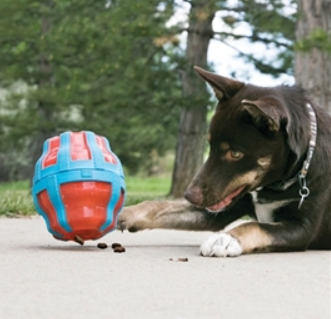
[0,180,30,192]
[125,175,171,205]
[0,190,36,217]
[0,176,171,217]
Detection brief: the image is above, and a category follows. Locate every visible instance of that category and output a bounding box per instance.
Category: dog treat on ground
[111,242,122,249]
[74,235,84,246]
[97,243,108,249]
[169,257,189,262]
[113,246,126,253]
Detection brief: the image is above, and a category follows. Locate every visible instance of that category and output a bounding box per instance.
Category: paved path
[0,217,330,319]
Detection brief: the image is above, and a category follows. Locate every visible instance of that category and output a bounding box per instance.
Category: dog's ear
[194,66,244,101]
[242,97,308,167]
[241,97,290,132]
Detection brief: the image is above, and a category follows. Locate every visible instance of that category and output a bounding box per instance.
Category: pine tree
[0,0,181,178]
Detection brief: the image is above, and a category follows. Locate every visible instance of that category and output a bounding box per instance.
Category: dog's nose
[184,186,203,207]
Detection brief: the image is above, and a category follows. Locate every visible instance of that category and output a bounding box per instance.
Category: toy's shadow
[31,244,199,252]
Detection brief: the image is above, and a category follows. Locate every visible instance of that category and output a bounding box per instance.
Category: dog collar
[263,103,317,209]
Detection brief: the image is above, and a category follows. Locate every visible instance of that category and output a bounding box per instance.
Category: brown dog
[118,66,331,257]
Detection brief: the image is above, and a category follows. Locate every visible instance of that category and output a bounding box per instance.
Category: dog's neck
[261,103,317,208]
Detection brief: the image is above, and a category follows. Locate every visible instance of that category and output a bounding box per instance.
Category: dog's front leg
[118,199,220,232]
[200,219,314,257]
[118,195,253,232]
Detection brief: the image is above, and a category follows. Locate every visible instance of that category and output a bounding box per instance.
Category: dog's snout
[184,186,203,206]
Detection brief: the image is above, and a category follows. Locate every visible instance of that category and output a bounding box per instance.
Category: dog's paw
[117,201,161,232]
[117,206,145,232]
[200,232,243,257]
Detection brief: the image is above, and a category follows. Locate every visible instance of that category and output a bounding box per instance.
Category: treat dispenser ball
[32,131,126,242]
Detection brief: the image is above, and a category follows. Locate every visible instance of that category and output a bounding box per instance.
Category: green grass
[0,190,35,217]
[0,180,30,192]
[0,176,171,217]
[125,174,170,194]
[124,175,171,206]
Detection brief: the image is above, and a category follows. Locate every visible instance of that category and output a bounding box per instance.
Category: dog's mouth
[206,186,245,212]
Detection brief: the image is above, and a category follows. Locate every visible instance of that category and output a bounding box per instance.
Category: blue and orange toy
[32,131,126,243]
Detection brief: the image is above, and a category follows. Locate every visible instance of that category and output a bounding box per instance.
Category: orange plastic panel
[70,132,91,161]
[42,137,60,168]
[60,181,112,240]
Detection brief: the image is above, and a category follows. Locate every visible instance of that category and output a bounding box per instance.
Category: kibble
[169,257,189,262]
[74,235,84,246]
[97,243,108,249]
[111,242,122,249]
[113,246,126,253]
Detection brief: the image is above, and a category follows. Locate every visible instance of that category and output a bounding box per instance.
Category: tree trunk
[295,0,331,111]
[169,0,215,198]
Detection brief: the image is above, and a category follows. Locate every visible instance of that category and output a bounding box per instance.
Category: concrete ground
[0,216,330,319]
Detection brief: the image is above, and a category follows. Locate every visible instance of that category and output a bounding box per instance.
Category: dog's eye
[228,150,244,160]
[231,151,242,158]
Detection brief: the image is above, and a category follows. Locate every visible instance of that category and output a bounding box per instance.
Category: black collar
[263,103,317,209]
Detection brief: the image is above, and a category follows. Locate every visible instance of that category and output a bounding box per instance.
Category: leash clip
[298,173,310,209]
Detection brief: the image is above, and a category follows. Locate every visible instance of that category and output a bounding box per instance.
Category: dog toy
[32,131,126,243]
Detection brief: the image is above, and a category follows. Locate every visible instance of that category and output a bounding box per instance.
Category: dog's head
[184,67,307,212]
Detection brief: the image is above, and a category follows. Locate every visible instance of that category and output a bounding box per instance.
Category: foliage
[213,0,297,77]
[0,0,299,182]
[295,28,331,53]
[0,0,182,177]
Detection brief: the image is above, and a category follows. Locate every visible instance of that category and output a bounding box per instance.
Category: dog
[118,66,331,257]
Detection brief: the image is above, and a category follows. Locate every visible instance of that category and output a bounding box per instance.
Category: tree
[0,0,182,179]
[0,0,298,193]
[295,0,331,111]
[169,0,296,197]
[170,0,215,197]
